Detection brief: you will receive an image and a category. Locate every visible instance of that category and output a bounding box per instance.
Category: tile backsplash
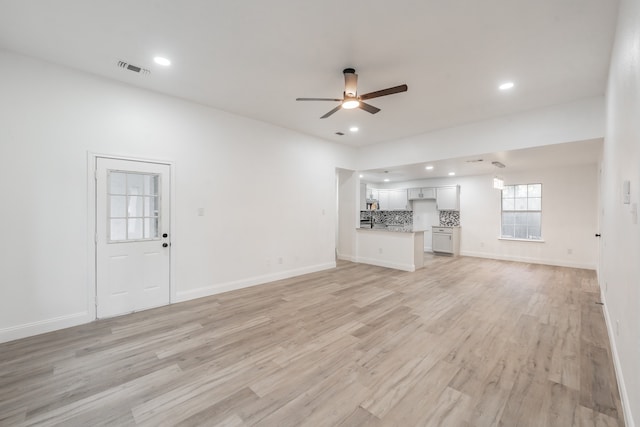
[439,210,460,226]
[361,210,413,227]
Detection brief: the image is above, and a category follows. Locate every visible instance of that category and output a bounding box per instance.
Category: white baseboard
[355,256,415,272]
[175,262,337,302]
[0,311,92,344]
[600,289,635,427]
[337,253,355,262]
[460,250,596,270]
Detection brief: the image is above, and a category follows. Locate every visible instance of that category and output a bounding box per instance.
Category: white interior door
[96,157,171,318]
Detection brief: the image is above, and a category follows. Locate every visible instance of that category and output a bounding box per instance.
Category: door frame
[87,152,176,320]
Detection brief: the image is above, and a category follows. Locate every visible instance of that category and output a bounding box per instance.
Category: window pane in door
[144,175,159,196]
[127,174,144,195]
[143,196,159,217]
[107,171,162,242]
[109,172,126,195]
[144,218,159,239]
[110,219,126,241]
[127,218,143,240]
[128,196,144,217]
[110,196,126,217]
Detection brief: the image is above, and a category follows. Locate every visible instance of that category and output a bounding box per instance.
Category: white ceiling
[0,1,619,147]
[361,138,603,184]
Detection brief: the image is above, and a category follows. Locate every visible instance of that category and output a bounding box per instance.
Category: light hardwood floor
[0,256,625,426]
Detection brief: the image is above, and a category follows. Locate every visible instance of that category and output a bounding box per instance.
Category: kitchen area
[356,182,461,271]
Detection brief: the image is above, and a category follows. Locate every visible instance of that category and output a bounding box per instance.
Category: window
[108,171,160,242]
[501,183,542,240]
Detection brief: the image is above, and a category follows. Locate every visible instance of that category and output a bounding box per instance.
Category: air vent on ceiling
[335,132,345,136]
[466,159,484,163]
[492,161,506,168]
[117,60,150,75]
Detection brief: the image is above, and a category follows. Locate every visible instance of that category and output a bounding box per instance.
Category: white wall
[382,163,599,269]
[0,49,356,342]
[600,0,640,424]
[337,168,357,261]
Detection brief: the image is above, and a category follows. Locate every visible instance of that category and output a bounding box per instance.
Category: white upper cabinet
[408,187,435,200]
[376,189,409,210]
[390,189,409,210]
[366,185,379,201]
[436,186,460,211]
[377,189,390,210]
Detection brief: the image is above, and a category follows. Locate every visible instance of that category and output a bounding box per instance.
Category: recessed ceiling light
[384,178,390,182]
[499,82,514,90]
[359,174,363,178]
[154,57,171,66]
[448,172,456,176]
[350,126,359,132]
[425,165,434,170]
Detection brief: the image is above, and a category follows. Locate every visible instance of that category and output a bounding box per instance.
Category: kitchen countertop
[357,227,427,233]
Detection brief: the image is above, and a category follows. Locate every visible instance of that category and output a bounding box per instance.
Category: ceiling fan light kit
[296,68,408,118]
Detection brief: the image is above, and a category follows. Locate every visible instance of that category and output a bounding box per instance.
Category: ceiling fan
[296,68,408,119]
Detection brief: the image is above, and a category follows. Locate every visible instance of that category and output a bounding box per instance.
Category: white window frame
[500,183,543,242]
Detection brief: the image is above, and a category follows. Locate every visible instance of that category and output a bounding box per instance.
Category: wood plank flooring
[0,256,625,426]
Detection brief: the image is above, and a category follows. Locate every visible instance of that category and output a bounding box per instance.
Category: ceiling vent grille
[117,60,150,75]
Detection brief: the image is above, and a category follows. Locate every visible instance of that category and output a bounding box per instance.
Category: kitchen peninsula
[356,227,425,272]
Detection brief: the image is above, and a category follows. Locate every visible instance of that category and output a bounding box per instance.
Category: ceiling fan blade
[321,104,343,119]
[296,97,342,101]
[359,84,408,100]
[358,102,381,114]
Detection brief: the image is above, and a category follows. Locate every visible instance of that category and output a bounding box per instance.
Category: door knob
[162,233,168,238]
[162,243,168,247]
[595,233,601,237]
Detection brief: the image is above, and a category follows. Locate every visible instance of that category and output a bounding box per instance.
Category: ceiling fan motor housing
[343,68,358,97]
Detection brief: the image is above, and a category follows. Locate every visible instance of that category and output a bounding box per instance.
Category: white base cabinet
[432,227,460,255]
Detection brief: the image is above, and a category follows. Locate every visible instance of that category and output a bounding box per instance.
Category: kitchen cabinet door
[421,187,436,199]
[392,189,409,210]
[367,186,379,201]
[436,186,459,210]
[408,187,436,200]
[432,232,453,253]
[377,190,390,210]
[408,188,421,200]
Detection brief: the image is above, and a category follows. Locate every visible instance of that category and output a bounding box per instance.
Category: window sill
[498,237,545,243]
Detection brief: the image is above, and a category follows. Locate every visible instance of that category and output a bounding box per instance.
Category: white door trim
[87,152,176,320]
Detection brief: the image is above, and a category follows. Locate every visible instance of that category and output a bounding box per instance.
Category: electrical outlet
[265,258,270,266]
[378,248,383,254]
[277,257,283,265]
[480,242,485,248]
[567,248,573,255]
[605,282,608,292]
